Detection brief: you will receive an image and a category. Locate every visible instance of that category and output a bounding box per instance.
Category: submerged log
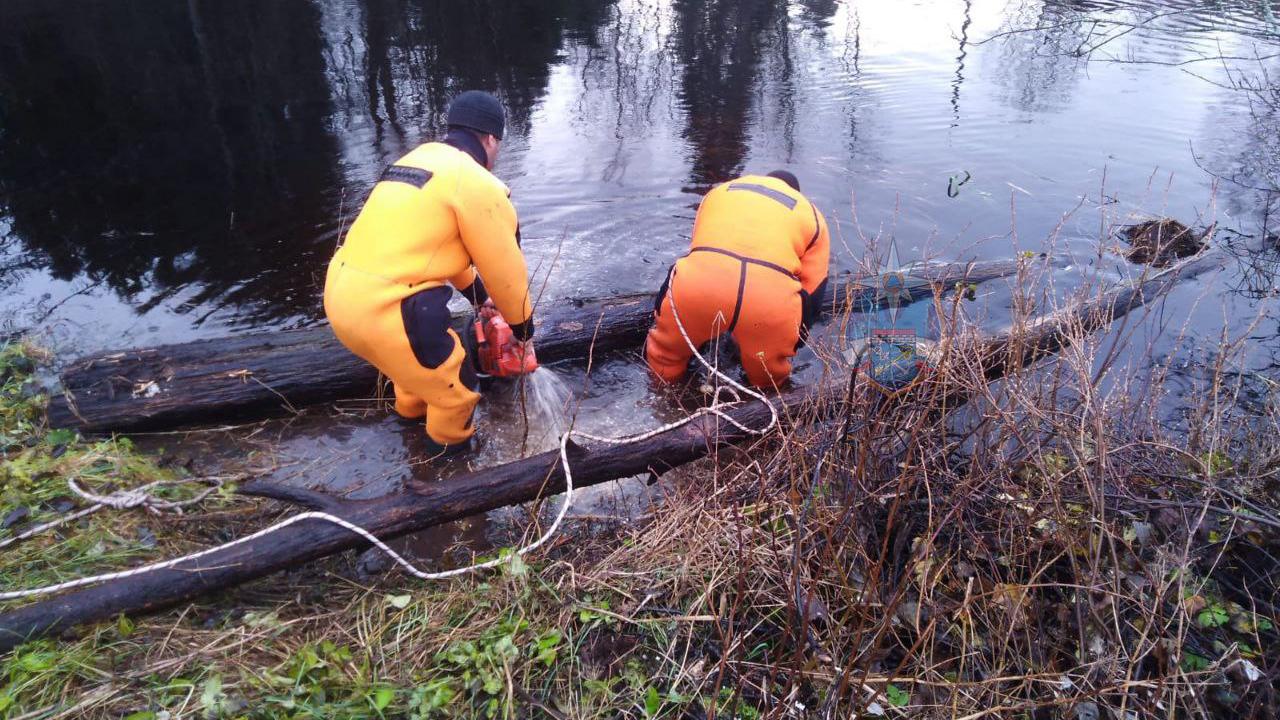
[47,259,1038,433]
[971,249,1223,379]
[0,251,1221,653]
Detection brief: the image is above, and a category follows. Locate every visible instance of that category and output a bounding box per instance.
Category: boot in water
[423,435,476,460]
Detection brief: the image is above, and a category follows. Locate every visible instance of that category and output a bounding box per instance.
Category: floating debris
[1122,218,1207,267]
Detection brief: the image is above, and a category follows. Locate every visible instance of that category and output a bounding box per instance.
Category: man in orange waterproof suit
[645,170,830,388]
[324,91,535,455]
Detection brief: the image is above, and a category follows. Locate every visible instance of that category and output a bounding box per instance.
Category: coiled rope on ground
[0,475,225,552]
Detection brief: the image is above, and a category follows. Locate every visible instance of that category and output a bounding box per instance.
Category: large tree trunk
[0,252,1219,652]
[46,259,1036,433]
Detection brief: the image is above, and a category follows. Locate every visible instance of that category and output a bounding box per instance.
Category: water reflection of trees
[1202,56,1280,365]
[352,0,615,142]
[0,0,613,329]
[984,0,1094,112]
[987,0,1280,114]
[569,1,675,145]
[0,0,339,328]
[798,0,840,29]
[673,0,790,191]
[952,0,973,126]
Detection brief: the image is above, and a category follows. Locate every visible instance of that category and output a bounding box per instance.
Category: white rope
[0,272,777,600]
[67,476,224,513]
[0,505,100,552]
[0,476,225,552]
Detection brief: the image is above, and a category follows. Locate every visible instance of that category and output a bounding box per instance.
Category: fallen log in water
[0,251,1221,652]
[47,259,1037,433]
[968,249,1224,384]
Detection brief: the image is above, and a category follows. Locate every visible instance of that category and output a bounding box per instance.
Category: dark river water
[2,1,1279,552]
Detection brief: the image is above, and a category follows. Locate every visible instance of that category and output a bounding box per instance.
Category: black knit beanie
[767,170,800,192]
[446,91,505,140]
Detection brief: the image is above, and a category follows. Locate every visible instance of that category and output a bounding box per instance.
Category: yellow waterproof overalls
[324,142,533,447]
[645,174,831,388]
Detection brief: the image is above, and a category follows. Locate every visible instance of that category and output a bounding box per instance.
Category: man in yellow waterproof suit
[324,91,535,456]
[645,170,830,388]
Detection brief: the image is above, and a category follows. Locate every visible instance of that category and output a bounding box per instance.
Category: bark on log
[0,252,1219,653]
[46,259,1038,433]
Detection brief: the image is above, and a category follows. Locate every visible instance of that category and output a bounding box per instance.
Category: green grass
[0,344,240,604]
[0,342,261,718]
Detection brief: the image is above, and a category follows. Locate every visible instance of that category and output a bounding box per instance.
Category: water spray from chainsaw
[474,304,573,452]
[525,367,572,440]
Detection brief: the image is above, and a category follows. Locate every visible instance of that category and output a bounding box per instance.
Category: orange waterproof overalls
[645,174,830,388]
[323,142,533,447]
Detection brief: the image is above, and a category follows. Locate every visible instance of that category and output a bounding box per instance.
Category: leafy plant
[409,679,457,719]
[644,685,662,717]
[432,616,529,717]
[1180,651,1211,672]
[532,629,561,667]
[249,641,401,718]
[885,684,910,707]
[1197,604,1229,629]
[198,671,234,717]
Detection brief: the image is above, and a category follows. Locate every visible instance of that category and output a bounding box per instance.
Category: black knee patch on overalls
[459,321,482,392]
[796,278,829,349]
[401,286,456,369]
[800,277,829,329]
[653,264,675,315]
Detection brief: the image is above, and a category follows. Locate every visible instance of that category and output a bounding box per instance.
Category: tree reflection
[1201,56,1280,366]
[355,0,614,140]
[985,0,1093,112]
[673,0,789,192]
[0,0,338,328]
[952,0,973,127]
[0,0,613,330]
[798,0,841,29]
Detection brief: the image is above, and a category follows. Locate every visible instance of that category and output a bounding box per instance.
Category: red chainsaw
[472,304,538,378]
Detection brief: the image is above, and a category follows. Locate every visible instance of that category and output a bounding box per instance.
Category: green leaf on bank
[1198,604,1229,628]
[372,686,395,711]
[1181,652,1210,671]
[645,686,661,717]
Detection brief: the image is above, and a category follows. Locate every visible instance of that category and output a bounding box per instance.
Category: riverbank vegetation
[2,273,1278,719]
